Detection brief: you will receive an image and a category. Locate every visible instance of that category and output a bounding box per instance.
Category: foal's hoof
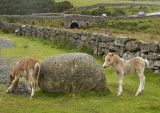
[7,89,11,93]
[135,93,139,96]
[117,93,121,96]
[30,96,33,99]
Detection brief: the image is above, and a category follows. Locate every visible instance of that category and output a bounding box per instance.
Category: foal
[7,58,40,99]
[103,53,148,96]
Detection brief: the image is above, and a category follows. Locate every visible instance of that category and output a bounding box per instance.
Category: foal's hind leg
[117,75,123,96]
[135,70,145,96]
[28,70,35,99]
[26,77,31,93]
[141,73,145,92]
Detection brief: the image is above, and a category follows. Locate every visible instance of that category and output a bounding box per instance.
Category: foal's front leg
[7,76,19,92]
[135,72,145,96]
[26,78,31,93]
[117,75,123,96]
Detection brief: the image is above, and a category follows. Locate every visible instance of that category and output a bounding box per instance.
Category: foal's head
[9,74,14,85]
[103,53,115,68]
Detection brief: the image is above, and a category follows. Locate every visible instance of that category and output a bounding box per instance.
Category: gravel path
[0,38,29,95]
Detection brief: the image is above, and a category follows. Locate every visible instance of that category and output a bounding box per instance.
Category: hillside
[55,0,160,7]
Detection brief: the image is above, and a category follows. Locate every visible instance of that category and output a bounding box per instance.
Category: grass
[55,0,160,7]
[72,6,160,16]
[67,28,160,42]
[0,31,160,113]
[0,16,65,29]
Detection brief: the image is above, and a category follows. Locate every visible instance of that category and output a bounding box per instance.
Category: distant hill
[0,0,73,15]
[55,0,160,7]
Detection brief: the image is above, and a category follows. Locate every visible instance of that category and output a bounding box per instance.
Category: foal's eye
[108,59,110,61]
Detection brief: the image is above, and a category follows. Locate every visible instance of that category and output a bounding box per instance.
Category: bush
[32,21,35,25]
[81,10,91,15]
[137,23,152,30]
[7,17,18,23]
[91,6,107,16]
[112,9,126,16]
[23,45,29,48]
[2,26,12,34]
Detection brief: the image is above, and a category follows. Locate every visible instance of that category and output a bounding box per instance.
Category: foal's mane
[112,53,122,64]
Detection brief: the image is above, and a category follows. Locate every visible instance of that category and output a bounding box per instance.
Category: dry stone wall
[0,20,160,74]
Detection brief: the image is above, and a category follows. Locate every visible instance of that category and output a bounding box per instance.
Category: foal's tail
[144,59,149,68]
[34,63,40,86]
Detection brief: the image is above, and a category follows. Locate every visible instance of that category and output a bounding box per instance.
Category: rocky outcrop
[38,53,107,93]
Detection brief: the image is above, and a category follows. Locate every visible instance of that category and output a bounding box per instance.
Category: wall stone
[0,19,159,75]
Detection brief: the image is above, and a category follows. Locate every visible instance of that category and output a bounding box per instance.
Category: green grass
[55,0,160,7]
[0,31,160,113]
[0,16,65,29]
[72,6,160,16]
[82,16,160,36]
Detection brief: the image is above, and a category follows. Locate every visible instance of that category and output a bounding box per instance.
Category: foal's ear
[111,53,114,56]
[10,74,12,79]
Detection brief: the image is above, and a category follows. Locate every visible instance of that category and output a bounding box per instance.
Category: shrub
[78,44,92,54]
[2,26,12,34]
[112,9,126,16]
[23,45,29,48]
[126,27,134,31]
[145,28,155,33]
[6,17,18,23]
[81,10,91,15]
[91,6,107,16]
[32,21,35,25]
[137,23,152,30]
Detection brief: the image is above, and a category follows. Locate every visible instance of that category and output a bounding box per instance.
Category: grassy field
[71,6,160,16]
[0,16,65,29]
[55,0,160,7]
[0,32,160,113]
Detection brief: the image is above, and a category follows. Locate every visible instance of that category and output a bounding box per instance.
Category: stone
[122,51,141,60]
[99,42,108,48]
[148,60,154,69]
[108,43,119,52]
[154,70,160,75]
[148,52,160,60]
[149,41,159,52]
[154,61,160,67]
[125,41,140,51]
[114,37,135,47]
[140,42,150,53]
[39,53,107,93]
[140,41,159,53]
[100,34,114,42]
[119,47,125,57]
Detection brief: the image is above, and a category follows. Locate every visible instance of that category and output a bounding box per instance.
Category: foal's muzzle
[103,63,108,68]
[103,65,107,68]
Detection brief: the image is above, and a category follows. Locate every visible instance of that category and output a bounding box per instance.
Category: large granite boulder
[38,53,107,93]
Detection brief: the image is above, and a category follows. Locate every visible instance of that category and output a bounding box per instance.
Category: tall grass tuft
[2,26,12,34]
